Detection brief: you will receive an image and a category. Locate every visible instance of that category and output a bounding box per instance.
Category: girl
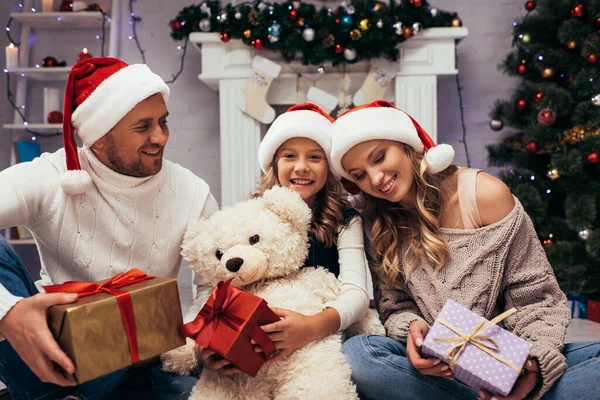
[330,100,599,400]
[197,103,371,374]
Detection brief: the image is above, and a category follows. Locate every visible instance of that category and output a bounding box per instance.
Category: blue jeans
[0,235,198,400]
[342,334,600,400]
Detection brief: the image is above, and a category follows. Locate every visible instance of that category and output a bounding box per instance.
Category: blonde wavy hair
[361,143,457,285]
[254,160,349,248]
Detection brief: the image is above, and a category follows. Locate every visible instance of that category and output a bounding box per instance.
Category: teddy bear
[161,186,384,400]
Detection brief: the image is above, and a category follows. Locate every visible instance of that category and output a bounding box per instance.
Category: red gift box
[181,279,279,376]
[588,300,600,323]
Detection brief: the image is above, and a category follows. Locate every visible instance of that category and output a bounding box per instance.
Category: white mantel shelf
[189,28,468,206]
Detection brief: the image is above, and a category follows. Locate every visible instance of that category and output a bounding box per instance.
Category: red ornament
[537,108,556,126]
[252,39,263,50]
[335,18,340,24]
[525,1,536,11]
[289,9,298,20]
[586,53,598,64]
[170,20,182,31]
[335,44,344,54]
[517,64,527,75]
[59,0,73,12]
[47,111,63,124]
[570,3,584,18]
[588,151,600,164]
[219,33,230,42]
[534,91,544,102]
[595,15,600,29]
[409,0,423,8]
[516,98,527,110]
[526,141,539,153]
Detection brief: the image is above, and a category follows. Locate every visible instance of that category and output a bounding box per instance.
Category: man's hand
[0,293,78,386]
[406,320,453,380]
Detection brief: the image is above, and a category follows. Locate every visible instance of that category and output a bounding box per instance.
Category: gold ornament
[248,10,260,26]
[567,40,577,49]
[451,17,462,27]
[403,27,413,38]
[243,29,252,38]
[350,29,361,40]
[541,67,554,78]
[561,122,600,145]
[358,19,370,31]
[323,34,335,48]
[521,33,531,44]
[547,168,560,180]
[297,17,305,26]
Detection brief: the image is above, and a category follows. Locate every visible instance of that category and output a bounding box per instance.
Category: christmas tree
[488,0,600,298]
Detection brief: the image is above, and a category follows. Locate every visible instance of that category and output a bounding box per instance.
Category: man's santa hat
[61,57,170,194]
[330,100,455,179]
[258,103,334,173]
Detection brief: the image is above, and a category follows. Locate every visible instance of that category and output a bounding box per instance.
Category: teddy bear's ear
[180,218,209,266]
[261,186,312,233]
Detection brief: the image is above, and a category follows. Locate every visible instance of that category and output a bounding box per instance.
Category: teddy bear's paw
[346,308,386,339]
[160,339,198,376]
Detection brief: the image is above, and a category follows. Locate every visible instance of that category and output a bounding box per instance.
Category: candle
[5,43,18,70]
[41,0,54,12]
[76,48,93,62]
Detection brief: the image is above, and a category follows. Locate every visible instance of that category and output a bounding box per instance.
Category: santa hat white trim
[259,105,333,173]
[72,64,170,146]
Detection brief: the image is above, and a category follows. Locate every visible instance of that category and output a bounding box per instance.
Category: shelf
[7,239,35,245]
[6,67,71,81]
[10,12,109,29]
[3,123,62,132]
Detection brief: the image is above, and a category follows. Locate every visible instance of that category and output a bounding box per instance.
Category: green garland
[170,0,461,66]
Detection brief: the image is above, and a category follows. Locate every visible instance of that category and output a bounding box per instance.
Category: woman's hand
[253,307,340,363]
[406,320,453,380]
[195,345,240,376]
[478,359,541,400]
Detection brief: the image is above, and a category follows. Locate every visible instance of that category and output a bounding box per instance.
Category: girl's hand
[195,345,240,376]
[478,359,541,400]
[406,320,454,380]
[253,307,339,363]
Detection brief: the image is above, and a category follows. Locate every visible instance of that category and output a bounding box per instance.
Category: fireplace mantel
[189,28,468,206]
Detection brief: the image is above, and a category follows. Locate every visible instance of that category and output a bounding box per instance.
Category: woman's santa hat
[61,57,170,194]
[330,100,455,179]
[258,103,334,173]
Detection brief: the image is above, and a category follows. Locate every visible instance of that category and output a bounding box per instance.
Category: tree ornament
[516,98,527,110]
[588,151,600,164]
[412,22,422,34]
[249,10,260,25]
[595,15,600,29]
[234,11,242,20]
[547,168,560,180]
[543,237,553,246]
[579,229,590,241]
[219,13,227,22]
[592,94,600,107]
[257,2,267,11]
[517,63,527,75]
[541,67,554,78]
[430,8,439,17]
[376,19,383,28]
[335,44,344,54]
[344,48,357,61]
[525,1,536,11]
[373,2,387,13]
[268,23,281,38]
[395,22,405,35]
[526,141,538,153]
[252,39,263,50]
[358,19,370,31]
[410,0,423,8]
[302,27,315,42]
[323,34,335,48]
[451,18,462,27]
[534,91,544,102]
[342,15,353,25]
[537,108,556,126]
[297,17,305,26]
[268,35,278,43]
[169,20,182,31]
[350,29,361,40]
[199,18,211,32]
[219,32,231,42]
[586,53,598,64]
[489,119,504,131]
[570,3,584,18]
[244,29,252,38]
[403,27,413,38]
[567,40,577,49]
[521,33,531,44]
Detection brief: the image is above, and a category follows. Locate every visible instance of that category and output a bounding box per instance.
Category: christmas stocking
[353,59,396,106]
[306,86,338,115]
[237,55,282,124]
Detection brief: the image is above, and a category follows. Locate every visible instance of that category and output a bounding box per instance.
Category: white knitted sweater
[0,146,218,323]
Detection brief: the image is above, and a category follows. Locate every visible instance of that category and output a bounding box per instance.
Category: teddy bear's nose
[226,257,244,272]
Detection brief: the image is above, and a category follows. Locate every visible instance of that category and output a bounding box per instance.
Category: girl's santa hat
[330,100,455,179]
[61,57,170,194]
[258,103,334,173]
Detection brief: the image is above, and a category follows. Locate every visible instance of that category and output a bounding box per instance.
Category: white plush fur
[60,169,93,194]
[162,186,383,399]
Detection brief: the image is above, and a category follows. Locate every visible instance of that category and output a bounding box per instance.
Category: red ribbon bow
[181,279,276,358]
[43,268,153,364]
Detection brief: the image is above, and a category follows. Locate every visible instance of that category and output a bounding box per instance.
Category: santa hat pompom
[425,144,455,174]
[61,169,93,194]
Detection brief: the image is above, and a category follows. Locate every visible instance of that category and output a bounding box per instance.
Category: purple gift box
[422,299,532,396]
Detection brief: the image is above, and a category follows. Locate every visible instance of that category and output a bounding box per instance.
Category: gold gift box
[48,277,185,383]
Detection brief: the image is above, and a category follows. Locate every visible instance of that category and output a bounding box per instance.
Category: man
[0,57,217,399]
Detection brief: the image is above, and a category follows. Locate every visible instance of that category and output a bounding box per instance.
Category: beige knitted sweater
[366,198,571,400]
